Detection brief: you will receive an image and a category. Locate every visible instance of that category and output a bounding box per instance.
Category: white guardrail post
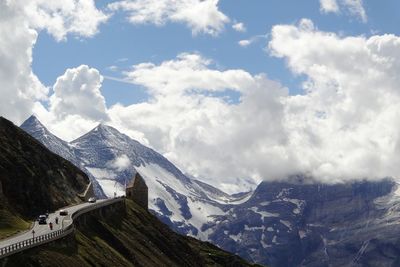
[0,198,123,259]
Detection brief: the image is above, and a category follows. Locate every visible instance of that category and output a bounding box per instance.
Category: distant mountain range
[21,115,400,266]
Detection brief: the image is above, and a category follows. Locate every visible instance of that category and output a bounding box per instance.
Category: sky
[3,0,400,193]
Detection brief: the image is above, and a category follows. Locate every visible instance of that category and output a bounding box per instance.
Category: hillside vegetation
[0,117,90,238]
[4,200,263,267]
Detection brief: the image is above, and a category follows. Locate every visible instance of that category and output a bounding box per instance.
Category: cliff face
[0,117,89,219]
[206,178,399,266]
[3,200,261,267]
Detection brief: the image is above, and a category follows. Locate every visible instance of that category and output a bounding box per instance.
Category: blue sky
[32,0,400,108]
[6,0,400,191]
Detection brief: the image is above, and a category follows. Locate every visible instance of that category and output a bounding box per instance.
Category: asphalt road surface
[0,199,111,248]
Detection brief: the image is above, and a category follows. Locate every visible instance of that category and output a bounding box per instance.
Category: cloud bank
[269,19,400,182]
[106,20,400,188]
[2,0,400,192]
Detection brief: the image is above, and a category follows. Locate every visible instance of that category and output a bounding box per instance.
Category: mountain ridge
[20,116,249,241]
[22,115,400,267]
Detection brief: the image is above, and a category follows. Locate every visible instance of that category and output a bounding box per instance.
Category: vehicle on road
[38,215,47,225]
[59,209,68,216]
[88,197,97,203]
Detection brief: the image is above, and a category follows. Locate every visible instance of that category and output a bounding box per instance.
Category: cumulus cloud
[106,53,290,190]
[123,53,255,96]
[0,0,108,124]
[108,0,230,35]
[24,0,109,41]
[29,18,400,190]
[50,65,108,121]
[232,22,246,32]
[269,19,400,182]
[4,0,399,192]
[319,0,367,22]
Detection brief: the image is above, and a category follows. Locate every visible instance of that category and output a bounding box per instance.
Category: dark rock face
[0,117,89,217]
[208,178,399,266]
[20,115,106,198]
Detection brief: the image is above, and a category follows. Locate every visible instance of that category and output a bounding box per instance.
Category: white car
[88,197,97,203]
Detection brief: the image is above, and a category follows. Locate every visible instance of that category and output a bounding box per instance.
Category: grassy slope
[4,200,264,267]
[0,117,90,239]
[0,205,30,240]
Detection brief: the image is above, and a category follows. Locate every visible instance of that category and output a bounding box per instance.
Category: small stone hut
[126,172,148,210]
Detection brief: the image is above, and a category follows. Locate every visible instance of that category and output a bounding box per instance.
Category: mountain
[0,117,260,266]
[205,177,400,266]
[21,116,106,198]
[20,115,400,266]
[20,116,250,240]
[0,116,90,238]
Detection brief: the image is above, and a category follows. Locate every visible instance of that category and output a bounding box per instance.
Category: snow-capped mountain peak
[21,115,75,162]
[21,116,251,241]
[20,116,106,197]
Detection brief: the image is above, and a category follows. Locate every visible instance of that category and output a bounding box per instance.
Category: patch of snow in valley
[280,220,292,231]
[245,225,265,231]
[229,232,242,242]
[250,207,279,219]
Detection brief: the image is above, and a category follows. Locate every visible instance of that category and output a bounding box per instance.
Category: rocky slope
[20,116,250,240]
[206,177,400,266]
[0,117,90,219]
[20,116,105,197]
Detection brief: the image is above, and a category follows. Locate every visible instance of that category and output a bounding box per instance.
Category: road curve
[0,198,123,259]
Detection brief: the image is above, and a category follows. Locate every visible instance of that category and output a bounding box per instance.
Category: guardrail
[0,197,124,259]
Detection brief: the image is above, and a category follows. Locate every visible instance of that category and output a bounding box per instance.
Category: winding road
[0,198,123,259]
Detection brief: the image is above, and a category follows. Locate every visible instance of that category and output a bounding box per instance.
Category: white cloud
[269,19,400,181]
[108,154,132,171]
[31,20,400,189]
[0,0,108,124]
[238,34,269,48]
[238,39,251,47]
[342,0,367,23]
[320,0,339,13]
[319,0,367,22]
[108,0,230,35]
[123,53,255,96]
[50,65,108,121]
[107,65,119,72]
[106,53,290,189]
[232,22,246,32]
[24,0,109,41]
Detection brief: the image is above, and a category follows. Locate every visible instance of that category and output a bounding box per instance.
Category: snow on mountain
[20,116,400,266]
[20,116,250,240]
[20,116,106,198]
[20,115,76,164]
